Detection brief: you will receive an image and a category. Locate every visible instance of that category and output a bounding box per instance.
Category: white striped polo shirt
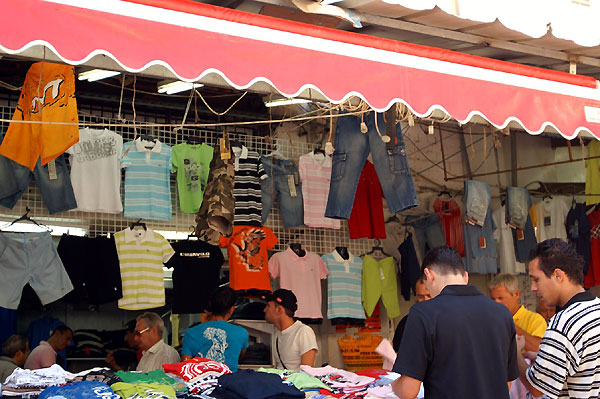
[114,227,175,310]
[527,291,600,399]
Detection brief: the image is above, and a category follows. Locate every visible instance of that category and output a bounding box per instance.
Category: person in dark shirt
[391,276,431,352]
[392,246,518,399]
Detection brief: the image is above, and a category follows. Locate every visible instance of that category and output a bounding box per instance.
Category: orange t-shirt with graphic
[220,226,278,291]
[0,62,78,170]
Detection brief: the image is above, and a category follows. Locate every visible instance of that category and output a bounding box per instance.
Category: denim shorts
[325,111,418,219]
[260,156,304,228]
[0,153,77,214]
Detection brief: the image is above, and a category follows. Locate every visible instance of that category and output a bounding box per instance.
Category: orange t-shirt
[0,62,78,170]
[220,226,278,291]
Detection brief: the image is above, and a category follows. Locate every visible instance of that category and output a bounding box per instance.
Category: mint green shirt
[172,143,213,213]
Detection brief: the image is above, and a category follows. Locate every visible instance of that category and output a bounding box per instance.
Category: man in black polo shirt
[392,246,518,399]
[517,239,600,399]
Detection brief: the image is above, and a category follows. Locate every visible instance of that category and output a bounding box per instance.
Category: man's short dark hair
[422,246,465,276]
[52,325,73,336]
[2,334,28,358]
[529,239,584,285]
[208,287,238,316]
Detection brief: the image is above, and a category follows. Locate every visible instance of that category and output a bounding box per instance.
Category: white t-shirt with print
[535,197,569,242]
[66,128,123,213]
[274,320,318,371]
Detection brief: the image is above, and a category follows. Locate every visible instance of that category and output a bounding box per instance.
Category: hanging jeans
[464,180,490,227]
[506,187,530,229]
[405,214,446,258]
[325,111,418,219]
[260,156,304,229]
[506,187,537,263]
[0,153,76,214]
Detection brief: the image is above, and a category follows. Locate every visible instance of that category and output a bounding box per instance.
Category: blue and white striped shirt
[122,139,173,221]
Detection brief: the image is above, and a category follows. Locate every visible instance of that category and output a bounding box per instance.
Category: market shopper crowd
[2,239,600,399]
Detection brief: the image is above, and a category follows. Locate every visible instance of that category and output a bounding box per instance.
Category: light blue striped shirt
[322,251,365,319]
[122,139,172,221]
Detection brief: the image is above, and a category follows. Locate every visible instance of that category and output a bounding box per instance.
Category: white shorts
[0,232,73,309]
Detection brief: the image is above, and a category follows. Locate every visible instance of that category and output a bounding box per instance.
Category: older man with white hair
[135,312,180,372]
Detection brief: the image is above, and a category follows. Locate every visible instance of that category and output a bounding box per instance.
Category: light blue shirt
[322,251,365,320]
[122,139,172,221]
[182,320,249,372]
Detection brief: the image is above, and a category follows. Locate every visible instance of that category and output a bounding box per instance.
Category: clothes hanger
[129,218,147,231]
[186,134,203,144]
[313,143,326,156]
[264,142,288,160]
[438,188,451,198]
[362,239,391,258]
[0,207,51,232]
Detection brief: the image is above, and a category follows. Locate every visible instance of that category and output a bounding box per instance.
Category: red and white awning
[2,0,600,139]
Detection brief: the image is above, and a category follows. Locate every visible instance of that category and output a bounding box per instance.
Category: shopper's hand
[523,351,538,362]
[105,351,117,369]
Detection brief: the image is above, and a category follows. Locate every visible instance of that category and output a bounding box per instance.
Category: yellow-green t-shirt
[172,143,213,214]
[586,140,600,206]
[513,305,547,338]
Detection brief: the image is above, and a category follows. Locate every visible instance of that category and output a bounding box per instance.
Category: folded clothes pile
[40,380,120,399]
[2,364,77,397]
[163,357,231,396]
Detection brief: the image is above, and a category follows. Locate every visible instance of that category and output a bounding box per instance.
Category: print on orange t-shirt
[0,62,79,170]
[220,226,278,291]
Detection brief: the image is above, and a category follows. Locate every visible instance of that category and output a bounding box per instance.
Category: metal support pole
[438,123,448,181]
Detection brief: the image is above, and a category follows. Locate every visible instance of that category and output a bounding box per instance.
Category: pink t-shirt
[298,152,340,229]
[24,341,56,370]
[269,248,329,319]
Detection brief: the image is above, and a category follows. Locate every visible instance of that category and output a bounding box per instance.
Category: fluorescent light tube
[78,69,120,82]
[157,81,203,95]
[264,98,312,107]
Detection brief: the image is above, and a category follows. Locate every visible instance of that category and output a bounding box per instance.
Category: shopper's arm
[239,349,246,361]
[515,326,542,352]
[392,375,421,399]
[181,355,193,361]
[517,351,543,398]
[300,349,317,367]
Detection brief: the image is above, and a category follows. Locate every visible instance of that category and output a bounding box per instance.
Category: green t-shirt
[172,143,214,213]
[115,369,186,392]
[111,382,176,399]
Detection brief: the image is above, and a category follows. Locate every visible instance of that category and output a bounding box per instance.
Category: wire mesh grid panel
[0,103,375,255]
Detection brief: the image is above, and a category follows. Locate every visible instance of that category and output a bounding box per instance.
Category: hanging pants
[362,255,400,319]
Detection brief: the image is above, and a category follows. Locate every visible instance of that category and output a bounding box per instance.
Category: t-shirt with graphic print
[66,128,123,213]
[172,143,213,214]
[181,320,249,372]
[220,226,278,291]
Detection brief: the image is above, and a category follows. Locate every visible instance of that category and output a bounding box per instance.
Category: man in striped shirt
[518,238,600,399]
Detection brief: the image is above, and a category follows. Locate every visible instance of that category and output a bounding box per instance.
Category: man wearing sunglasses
[135,312,180,372]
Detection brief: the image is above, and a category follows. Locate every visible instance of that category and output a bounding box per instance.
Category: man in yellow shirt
[489,274,546,352]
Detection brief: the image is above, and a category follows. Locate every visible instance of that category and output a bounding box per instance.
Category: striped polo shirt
[299,151,340,229]
[114,228,175,310]
[232,145,265,226]
[527,291,600,399]
[122,139,173,221]
[322,250,365,320]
